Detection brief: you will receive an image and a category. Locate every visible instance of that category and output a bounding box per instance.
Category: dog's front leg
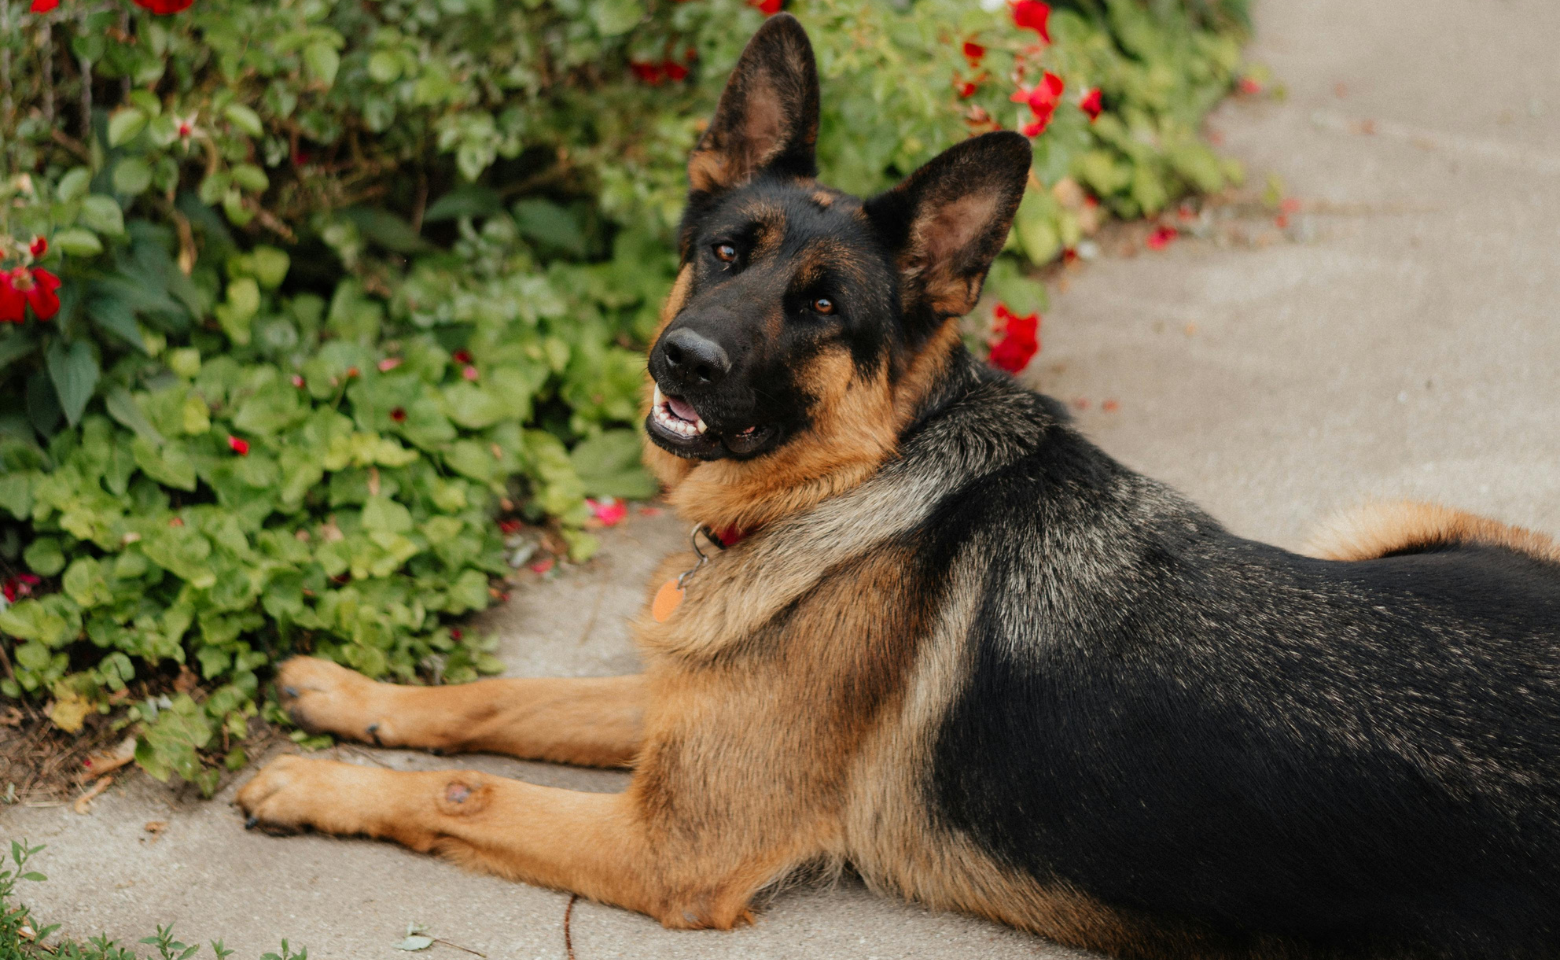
[235,755,772,929]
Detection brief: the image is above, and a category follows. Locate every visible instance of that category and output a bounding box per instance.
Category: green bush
[0,0,1251,790]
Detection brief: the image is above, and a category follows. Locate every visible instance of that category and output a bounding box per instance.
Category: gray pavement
[5,0,1560,956]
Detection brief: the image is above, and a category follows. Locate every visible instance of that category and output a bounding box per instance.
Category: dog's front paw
[277,656,397,745]
[236,755,377,837]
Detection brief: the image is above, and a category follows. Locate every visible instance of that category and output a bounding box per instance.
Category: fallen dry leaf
[144,821,168,840]
[82,734,138,781]
[0,706,23,727]
[48,689,94,734]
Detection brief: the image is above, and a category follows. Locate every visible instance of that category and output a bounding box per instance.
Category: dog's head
[644,14,1030,527]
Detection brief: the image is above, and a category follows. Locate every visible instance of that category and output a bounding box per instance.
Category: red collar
[710,525,753,548]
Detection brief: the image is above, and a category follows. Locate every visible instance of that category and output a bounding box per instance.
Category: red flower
[987,303,1040,373]
[452,349,473,364]
[227,435,250,455]
[0,274,24,324]
[292,374,306,388]
[747,0,782,14]
[29,236,48,258]
[1238,77,1263,96]
[2,267,61,323]
[663,60,689,82]
[1146,226,1178,250]
[132,0,194,13]
[1012,72,1064,137]
[377,357,402,372]
[1078,87,1103,121]
[1010,0,1050,42]
[954,76,979,99]
[529,557,556,575]
[390,406,407,423]
[29,0,58,12]
[462,365,479,381]
[587,497,628,527]
[962,41,985,65]
[2,573,42,603]
[630,61,664,84]
[498,518,523,535]
[449,627,463,640]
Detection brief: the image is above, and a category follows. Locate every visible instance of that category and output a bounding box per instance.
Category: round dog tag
[652,578,684,622]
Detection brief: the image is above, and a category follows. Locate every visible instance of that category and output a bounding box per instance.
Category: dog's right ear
[687,14,820,205]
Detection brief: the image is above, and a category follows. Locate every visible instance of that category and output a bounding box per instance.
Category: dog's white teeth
[695,418,707,435]
[653,385,664,407]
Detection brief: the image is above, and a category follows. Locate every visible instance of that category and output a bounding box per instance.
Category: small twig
[575,583,607,646]
[0,639,17,686]
[431,939,485,958]
[563,894,579,960]
[249,203,297,242]
[50,128,92,162]
[73,773,113,814]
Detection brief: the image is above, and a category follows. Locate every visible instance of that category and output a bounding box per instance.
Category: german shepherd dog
[238,15,1560,959]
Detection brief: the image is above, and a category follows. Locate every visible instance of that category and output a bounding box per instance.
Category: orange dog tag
[652,578,684,622]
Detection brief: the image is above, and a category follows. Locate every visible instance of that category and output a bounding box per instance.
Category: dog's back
[904,362,1560,958]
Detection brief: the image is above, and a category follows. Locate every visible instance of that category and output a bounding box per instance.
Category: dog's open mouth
[648,385,773,459]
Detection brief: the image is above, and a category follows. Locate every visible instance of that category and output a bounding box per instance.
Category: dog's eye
[713,243,737,263]
[811,297,836,315]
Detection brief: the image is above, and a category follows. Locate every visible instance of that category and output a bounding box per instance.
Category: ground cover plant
[0,0,1253,793]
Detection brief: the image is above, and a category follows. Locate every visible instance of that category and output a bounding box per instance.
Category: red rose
[228,435,250,455]
[1010,0,1050,42]
[132,0,195,14]
[1078,87,1103,121]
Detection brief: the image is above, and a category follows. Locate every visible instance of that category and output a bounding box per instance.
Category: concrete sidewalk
[6,0,1559,956]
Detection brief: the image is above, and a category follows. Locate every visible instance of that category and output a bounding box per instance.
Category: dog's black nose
[661,328,730,388]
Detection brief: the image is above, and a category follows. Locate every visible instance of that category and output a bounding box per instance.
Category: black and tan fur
[238,16,1560,959]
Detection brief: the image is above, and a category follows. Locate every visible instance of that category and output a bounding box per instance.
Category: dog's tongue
[667,396,700,423]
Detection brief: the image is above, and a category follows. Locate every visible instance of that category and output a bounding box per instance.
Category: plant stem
[77,6,90,143]
[41,20,53,124]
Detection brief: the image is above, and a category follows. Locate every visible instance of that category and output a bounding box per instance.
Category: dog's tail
[1304,500,1560,564]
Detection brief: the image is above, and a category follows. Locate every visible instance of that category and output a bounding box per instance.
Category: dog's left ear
[687,14,820,203]
[865,131,1032,335]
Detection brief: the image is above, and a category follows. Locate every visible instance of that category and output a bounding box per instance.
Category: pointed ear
[687,14,820,201]
[864,131,1032,332]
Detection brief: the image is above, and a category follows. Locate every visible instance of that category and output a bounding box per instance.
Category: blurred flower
[1238,76,1263,95]
[133,0,195,13]
[452,349,473,364]
[1078,87,1103,121]
[747,0,783,14]
[1146,225,1178,250]
[1011,0,1050,41]
[1012,72,1064,137]
[390,406,407,423]
[462,365,479,381]
[29,236,47,258]
[228,435,250,455]
[3,573,42,603]
[962,41,985,65]
[377,357,402,372]
[1,267,61,323]
[987,302,1040,373]
[30,0,59,12]
[587,497,628,527]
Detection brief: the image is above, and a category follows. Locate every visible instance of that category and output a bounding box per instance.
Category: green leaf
[223,104,265,138]
[513,199,587,257]
[0,601,67,647]
[590,0,644,36]
[53,228,103,257]
[46,339,100,427]
[23,537,66,577]
[107,107,148,147]
[367,51,402,84]
[231,163,270,193]
[79,195,127,236]
[216,277,261,346]
[56,167,92,203]
[113,158,154,197]
[304,43,341,87]
[249,246,291,289]
[132,436,197,491]
[423,185,502,222]
[396,937,434,952]
[105,385,166,445]
[89,296,149,353]
[570,429,658,499]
